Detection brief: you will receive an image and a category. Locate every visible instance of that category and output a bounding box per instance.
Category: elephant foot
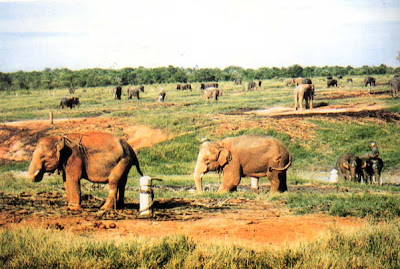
[67,204,82,211]
[100,200,116,211]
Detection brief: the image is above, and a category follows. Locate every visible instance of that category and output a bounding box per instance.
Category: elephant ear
[55,137,66,161]
[217,147,231,167]
[342,161,349,169]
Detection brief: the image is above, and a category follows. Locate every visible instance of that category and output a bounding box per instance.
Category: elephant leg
[268,170,288,192]
[309,97,313,109]
[117,174,128,209]
[102,159,130,210]
[64,179,82,210]
[299,93,304,110]
[218,168,241,192]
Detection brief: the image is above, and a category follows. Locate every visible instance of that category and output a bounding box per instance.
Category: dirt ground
[0,187,365,248]
[1,100,399,248]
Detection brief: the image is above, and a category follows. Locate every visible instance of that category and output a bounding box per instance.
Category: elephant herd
[28,129,388,212]
[336,152,384,185]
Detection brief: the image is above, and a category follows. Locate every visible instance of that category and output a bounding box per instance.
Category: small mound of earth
[250,103,385,117]
[0,117,171,162]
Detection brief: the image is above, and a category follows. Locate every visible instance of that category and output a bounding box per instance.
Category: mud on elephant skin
[28,132,143,211]
[193,135,292,193]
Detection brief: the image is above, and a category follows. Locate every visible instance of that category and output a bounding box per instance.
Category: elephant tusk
[33,170,40,176]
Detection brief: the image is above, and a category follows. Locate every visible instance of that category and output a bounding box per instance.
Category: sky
[0,0,399,72]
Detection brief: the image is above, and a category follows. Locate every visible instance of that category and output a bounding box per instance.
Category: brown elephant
[193,135,291,193]
[293,77,303,86]
[28,132,143,210]
[157,89,166,102]
[294,84,315,110]
[204,88,222,101]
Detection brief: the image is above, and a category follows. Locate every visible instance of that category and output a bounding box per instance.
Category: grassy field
[1,75,400,268]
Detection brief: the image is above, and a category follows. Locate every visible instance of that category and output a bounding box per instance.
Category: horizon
[1,0,399,72]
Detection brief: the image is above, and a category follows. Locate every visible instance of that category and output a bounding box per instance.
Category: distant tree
[286,64,303,78]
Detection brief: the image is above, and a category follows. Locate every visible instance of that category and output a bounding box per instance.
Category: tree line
[1,64,399,91]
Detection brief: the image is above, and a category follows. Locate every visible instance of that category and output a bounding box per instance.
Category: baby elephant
[294,84,315,110]
[204,88,222,101]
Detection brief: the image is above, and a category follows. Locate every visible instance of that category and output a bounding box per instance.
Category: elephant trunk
[194,161,207,193]
[28,159,44,182]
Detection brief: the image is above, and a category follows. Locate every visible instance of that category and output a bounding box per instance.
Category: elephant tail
[269,153,292,171]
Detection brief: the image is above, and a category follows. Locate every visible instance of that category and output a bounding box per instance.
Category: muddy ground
[1,98,400,248]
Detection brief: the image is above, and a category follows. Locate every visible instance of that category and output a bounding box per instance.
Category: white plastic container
[250,177,259,189]
[139,176,153,217]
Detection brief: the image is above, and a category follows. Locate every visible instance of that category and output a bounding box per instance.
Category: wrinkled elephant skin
[28,132,143,210]
[194,135,291,193]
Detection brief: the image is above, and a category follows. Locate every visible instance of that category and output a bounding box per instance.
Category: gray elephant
[360,155,384,185]
[127,86,140,100]
[390,76,400,97]
[327,79,338,88]
[247,81,257,91]
[204,88,222,101]
[301,78,312,85]
[294,84,315,110]
[193,135,291,193]
[347,78,353,83]
[336,153,362,182]
[113,86,122,100]
[28,132,143,210]
[364,76,376,87]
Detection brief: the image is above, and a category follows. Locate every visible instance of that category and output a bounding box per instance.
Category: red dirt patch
[0,191,364,248]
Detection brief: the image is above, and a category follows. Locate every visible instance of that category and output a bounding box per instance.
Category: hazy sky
[0,0,399,72]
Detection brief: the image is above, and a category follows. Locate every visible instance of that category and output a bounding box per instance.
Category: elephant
[181,84,192,91]
[60,96,79,109]
[327,76,333,80]
[301,78,312,85]
[28,132,143,210]
[336,153,362,182]
[285,79,295,86]
[201,83,218,90]
[69,87,75,94]
[258,80,262,87]
[176,84,181,90]
[364,76,376,87]
[359,155,384,185]
[294,84,315,110]
[293,77,304,86]
[390,76,400,97]
[127,86,140,100]
[347,78,353,83]
[204,88,222,101]
[338,75,343,79]
[139,85,145,92]
[113,86,122,100]
[327,79,338,88]
[247,81,257,91]
[234,79,242,85]
[194,135,291,193]
[157,89,166,102]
